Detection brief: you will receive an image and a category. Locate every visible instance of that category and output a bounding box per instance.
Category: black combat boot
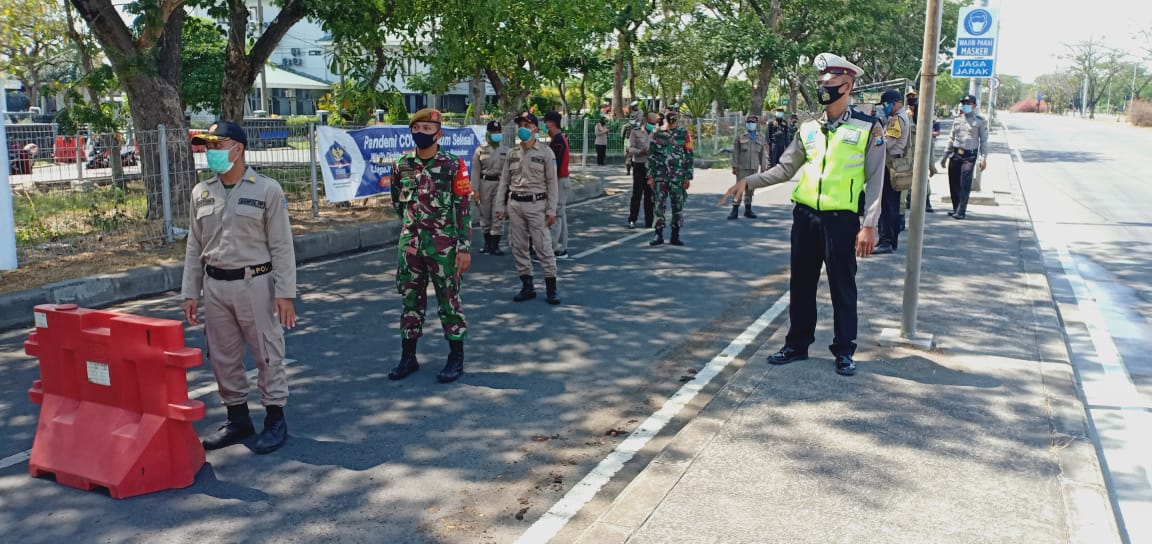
[650,227,664,246]
[545,277,561,305]
[437,340,464,383]
[479,234,490,254]
[744,204,757,218]
[202,403,256,450]
[727,205,739,220]
[252,405,287,454]
[388,337,420,380]
[670,226,683,246]
[489,235,505,256]
[513,275,536,302]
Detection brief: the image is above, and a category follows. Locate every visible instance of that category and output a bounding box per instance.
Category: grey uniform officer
[182,121,297,454]
[472,120,509,255]
[729,114,767,220]
[495,112,562,305]
[941,93,988,220]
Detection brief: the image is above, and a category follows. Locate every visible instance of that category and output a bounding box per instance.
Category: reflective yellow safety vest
[792,112,874,212]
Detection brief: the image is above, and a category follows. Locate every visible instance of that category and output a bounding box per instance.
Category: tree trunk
[471,66,485,124]
[749,58,774,119]
[612,41,625,118]
[627,51,638,108]
[218,0,307,122]
[558,79,570,118]
[578,59,589,115]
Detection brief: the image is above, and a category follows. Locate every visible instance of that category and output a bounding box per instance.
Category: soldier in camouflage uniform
[387,108,473,384]
[647,109,694,246]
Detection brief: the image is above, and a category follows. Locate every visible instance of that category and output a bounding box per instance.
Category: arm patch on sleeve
[452,157,472,196]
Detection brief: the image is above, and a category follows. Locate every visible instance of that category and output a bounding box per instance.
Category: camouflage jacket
[648,126,694,183]
[390,149,472,254]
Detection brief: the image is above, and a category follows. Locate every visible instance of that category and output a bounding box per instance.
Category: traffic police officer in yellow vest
[721,53,884,376]
[182,120,297,453]
[472,120,509,256]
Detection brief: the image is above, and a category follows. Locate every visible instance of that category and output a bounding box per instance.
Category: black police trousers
[629,162,654,228]
[785,204,859,357]
[948,154,977,216]
[878,168,903,249]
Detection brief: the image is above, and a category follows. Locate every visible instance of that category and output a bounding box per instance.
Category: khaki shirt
[628,126,653,165]
[947,112,989,157]
[495,140,559,216]
[181,167,297,299]
[595,124,609,145]
[471,142,509,184]
[884,108,912,157]
[731,132,767,173]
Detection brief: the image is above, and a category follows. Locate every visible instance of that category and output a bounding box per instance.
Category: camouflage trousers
[653,180,687,230]
[396,249,467,341]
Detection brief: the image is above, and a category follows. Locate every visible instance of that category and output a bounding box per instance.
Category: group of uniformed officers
[178,51,992,456]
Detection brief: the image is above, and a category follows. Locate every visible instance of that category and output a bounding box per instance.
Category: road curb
[0,176,606,332]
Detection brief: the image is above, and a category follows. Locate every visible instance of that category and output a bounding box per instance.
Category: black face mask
[413,131,438,150]
[816,83,847,106]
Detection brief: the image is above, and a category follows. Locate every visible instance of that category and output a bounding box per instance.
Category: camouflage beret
[409,108,443,127]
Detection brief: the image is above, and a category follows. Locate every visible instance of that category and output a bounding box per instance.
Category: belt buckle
[956,148,965,156]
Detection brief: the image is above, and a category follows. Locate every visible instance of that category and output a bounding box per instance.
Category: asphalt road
[1003,112,1152,542]
[0,168,804,543]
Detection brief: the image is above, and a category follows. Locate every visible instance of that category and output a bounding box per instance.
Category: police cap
[486,120,502,132]
[880,90,903,104]
[746,114,759,122]
[960,94,978,104]
[515,111,540,127]
[813,52,863,81]
[191,120,248,147]
[409,108,443,127]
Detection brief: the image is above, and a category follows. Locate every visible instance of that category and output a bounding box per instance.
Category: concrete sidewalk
[570,130,1121,543]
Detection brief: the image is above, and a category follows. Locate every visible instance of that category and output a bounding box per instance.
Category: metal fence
[4,123,391,266]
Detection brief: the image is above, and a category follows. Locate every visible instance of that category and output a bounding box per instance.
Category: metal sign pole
[0,84,19,269]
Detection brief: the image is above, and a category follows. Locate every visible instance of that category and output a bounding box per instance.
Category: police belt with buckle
[509,192,547,202]
[206,262,273,281]
[953,147,978,158]
[483,174,500,181]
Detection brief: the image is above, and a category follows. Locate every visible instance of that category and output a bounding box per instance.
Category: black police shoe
[437,342,464,383]
[252,413,287,454]
[767,346,808,365]
[389,338,420,380]
[202,418,255,450]
[835,354,857,376]
[727,206,739,220]
[744,206,757,219]
[872,244,894,255]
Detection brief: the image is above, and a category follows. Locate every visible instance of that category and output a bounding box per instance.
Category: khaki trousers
[203,272,289,407]
[509,199,557,277]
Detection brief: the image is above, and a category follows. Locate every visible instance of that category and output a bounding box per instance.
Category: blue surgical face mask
[517,127,534,142]
[882,103,893,115]
[746,123,757,132]
[206,148,235,174]
[489,133,503,144]
[961,104,974,114]
[775,112,784,119]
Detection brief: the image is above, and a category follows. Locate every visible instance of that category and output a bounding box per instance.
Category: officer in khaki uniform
[472,120,508,256]
[182,121,297,454]
[495,112,561,305]
[874,89,911,254]
[728,114,766,220]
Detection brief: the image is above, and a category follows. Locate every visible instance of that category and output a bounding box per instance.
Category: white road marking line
[0,359,295,472]
[571,231,651,260]
[566,191,623,209]
[1008,126,1152,543]
[514,294,789,544]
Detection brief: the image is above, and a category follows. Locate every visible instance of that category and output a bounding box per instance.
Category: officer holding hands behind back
[720,53,884,377]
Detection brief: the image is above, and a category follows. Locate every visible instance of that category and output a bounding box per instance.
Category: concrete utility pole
[879,0,943,349]
[257,0,270,114]
[0,82,18,270]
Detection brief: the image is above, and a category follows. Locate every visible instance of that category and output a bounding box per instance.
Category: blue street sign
[952,59,994,78]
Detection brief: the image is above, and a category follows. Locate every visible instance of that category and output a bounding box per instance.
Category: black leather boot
[489,235,504,256]
[727,205,739,220]
[479,234,490,254]
[670,226,683,246]
[202,403,256,450]
[545,277,561,305]
[252,405,287,454]
[388,337,420,380]
[650,227,664,246]
[437,340,464,383]
[744,204,757,218]
[513,275,536,302]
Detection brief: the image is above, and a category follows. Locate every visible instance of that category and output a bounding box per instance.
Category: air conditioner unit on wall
[292,58,302,66]
[283,89,295,98]
[291,48,301,56]
[281,58,291,66]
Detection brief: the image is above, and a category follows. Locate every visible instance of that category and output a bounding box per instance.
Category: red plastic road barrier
[25,304,206,499]
[52,136,87,163]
